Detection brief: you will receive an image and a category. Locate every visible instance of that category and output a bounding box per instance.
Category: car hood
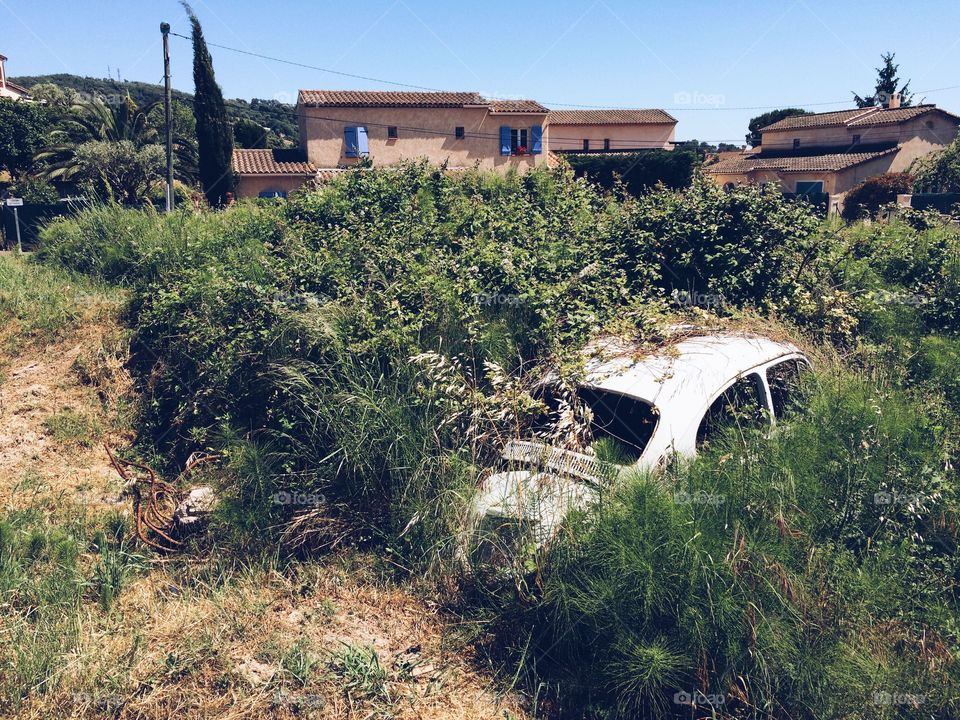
[471,468,599,545]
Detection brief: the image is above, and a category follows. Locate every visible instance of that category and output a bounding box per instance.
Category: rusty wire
[105,445,220,552]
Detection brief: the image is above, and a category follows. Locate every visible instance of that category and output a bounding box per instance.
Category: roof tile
[233,149,316,176]
[546,109,676,125]
[704,146,900,174]
[298,90,546,113]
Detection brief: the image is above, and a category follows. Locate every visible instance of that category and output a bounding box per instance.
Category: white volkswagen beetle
[467,332,810,557]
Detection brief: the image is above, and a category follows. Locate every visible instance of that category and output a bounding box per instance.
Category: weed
[328,644,391,711]
[42,409,102,446]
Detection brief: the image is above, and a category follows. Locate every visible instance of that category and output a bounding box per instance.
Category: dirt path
[0,324,127,512]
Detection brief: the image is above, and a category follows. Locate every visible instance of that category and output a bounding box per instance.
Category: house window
[852,134,861,145]
[499,126,542,155]
[795,181,823,196]
[583,139,590,151]
[792,138,800,150]
[258,190,287,199]
[603,138,610,151]
[511,128,529,154]
[344,126,369,157]
[387,126,398,139]
[455,126,465,139]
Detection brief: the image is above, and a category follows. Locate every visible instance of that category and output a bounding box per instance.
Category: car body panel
[467,332,809,553]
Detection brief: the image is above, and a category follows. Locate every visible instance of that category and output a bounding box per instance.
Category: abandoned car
[467,333,810,556]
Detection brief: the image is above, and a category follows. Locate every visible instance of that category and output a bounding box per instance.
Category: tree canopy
[184,2,234,206]
[746,108,812,147]
[853,51,913,108]
[0,100,53,177]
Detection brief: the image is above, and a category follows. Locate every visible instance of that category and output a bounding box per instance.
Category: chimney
[887,92,901,110]
[0,54,6,90]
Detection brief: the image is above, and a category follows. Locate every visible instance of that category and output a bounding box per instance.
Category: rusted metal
[105,445,220,552]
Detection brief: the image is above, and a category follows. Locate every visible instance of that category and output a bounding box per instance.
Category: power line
[168,30,960,113]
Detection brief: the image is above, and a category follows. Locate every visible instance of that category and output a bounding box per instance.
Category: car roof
[581,332,803,412]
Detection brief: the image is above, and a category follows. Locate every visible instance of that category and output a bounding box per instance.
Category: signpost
[5,198,23,253]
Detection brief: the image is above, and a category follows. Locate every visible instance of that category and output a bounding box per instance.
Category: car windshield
[524,384,658,465]
[577,387,658,463]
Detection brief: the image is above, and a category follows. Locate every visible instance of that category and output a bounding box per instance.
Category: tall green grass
[0,255,120,351]
[523,370,959,718]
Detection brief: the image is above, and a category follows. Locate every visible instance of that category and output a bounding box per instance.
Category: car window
[576,387,658,464]
[766,359,809,420]
[696,373,767,448]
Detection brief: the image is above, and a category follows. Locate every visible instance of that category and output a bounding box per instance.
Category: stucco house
[545,109,677,153]
[0,54,32,101]
[233,90,551,197]
[706,99,960,210]
[299,90,548,169]
[232,148,321,199]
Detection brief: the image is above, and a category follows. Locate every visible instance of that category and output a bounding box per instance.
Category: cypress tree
[183,3,233,205]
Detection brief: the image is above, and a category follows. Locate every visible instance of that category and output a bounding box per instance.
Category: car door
[695,371,770,449]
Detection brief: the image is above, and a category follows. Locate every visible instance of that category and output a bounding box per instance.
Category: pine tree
[853,52,913,108]
[183,3,233,205]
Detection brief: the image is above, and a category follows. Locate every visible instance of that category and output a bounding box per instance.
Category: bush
[7,177,59,204]
[841,172,913,221]
[531,371,959,717]
[565,149,698,195]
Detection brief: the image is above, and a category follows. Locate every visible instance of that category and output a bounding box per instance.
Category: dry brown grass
[0,269,528,720]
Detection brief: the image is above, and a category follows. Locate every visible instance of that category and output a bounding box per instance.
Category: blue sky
[3,0,960,145]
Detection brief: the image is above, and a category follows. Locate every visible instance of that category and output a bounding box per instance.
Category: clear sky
[3,0,960,145]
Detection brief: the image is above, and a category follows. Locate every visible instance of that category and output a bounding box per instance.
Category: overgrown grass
[0,508,146,713]
[0,254,121,352]
[32,164,960,718]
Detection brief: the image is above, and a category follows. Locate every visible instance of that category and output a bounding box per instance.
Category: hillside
[11,73,299,141]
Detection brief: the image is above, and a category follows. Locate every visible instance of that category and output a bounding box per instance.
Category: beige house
[0,54,32,101]
[232,148,319,199]
[299,90,549,170]
[233,90,551,197]
[706,100,960,209]
[546,109,677,153]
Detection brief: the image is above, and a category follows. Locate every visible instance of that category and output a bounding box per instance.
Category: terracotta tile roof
[488,99,549,113]
[847,105,950,126]
[298,90,546,113]
[761,104,960,131]
[233,149,316,176]
[315,168,349,182]
[704,146,900,174]
[546,109,676,125]
[2,80,31,96]
[299,90,484,108]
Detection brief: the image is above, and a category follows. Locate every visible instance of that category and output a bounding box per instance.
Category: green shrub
[531,371,959,717]
[565,149,698,194]
[842,172,914,221]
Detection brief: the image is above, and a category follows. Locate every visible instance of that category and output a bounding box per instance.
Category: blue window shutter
[344,126,358,157]
[500,126,511,155]
[357,126,369,156]
[531,125,543,154]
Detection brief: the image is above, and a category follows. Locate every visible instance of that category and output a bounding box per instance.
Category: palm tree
[36,94,196,185]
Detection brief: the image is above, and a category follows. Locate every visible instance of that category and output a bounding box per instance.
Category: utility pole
[161,22,174,212]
